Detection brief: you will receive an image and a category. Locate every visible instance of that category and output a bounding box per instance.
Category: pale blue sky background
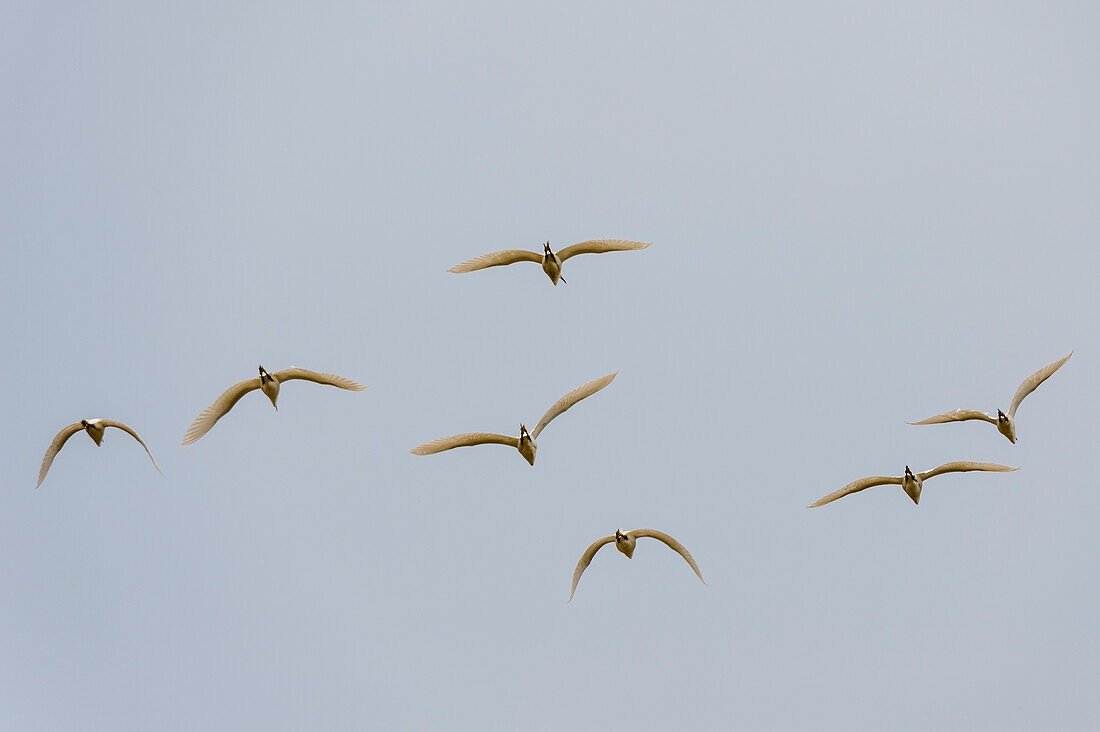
[2,2,1098,729]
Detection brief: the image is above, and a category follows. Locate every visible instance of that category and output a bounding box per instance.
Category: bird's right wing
[37,422,84,487]
[530,372,617,440]
[568,535,616,601]
[808,475,903,508]
[917,461,1017,481]
[908,409,996,426]
[182,378,262,445]
[100,420,164,475]
[556,239,651,262]
[629,529,707,585]
[447,250,542,273]
[1008,351,1073,418]
[409,432,519,455]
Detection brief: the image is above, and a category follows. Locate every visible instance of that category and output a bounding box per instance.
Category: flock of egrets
[36,240,1073,600]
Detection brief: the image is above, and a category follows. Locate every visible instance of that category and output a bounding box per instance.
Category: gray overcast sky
[2,2,1098,729]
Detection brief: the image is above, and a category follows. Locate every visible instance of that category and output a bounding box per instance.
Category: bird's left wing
[273,368,367,391]
[530,372,617,440]
[556,239,651,262]
[37,422,84,488]
[629,529,707,585]
[569,535,616,602]
[917,461,1017,481]
[100,420,164,476]
[1008,351,1073,418]
[808,475,903,508]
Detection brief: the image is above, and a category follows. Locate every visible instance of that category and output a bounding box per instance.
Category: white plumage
[410,372,617,465]
[448,240,651,285]
[569,528,706,601]
[182,366,367,445]
[808,461,1017,508]
[38,419,163,488]
[910,352,1073,443]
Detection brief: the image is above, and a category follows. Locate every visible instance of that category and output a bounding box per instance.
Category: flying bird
[569,528,706,601]
[807,461,1017,508]
[410,372,617,465]
[182,366,367,445]
[448,240,651,285]
[910,351,1073,443]
[38,419,163,488]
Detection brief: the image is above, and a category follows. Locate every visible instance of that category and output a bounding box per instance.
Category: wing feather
[530,372,617,440]
[37,422,84,488]
[808,475,903,508]
[908,409,996,426]
[100,420,164,476]
[556,239,651,262]
[448,249,542,273]
[182,378,261,445]
[568,535,615,601]
[917,461,1017,481]
[1008,351,1073,418]
[409,432,519,455]
[628,529,707,585]
[273,368,367,391]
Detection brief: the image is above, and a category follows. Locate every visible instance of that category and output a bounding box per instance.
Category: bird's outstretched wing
[530,372,617,441]
[556,239,651,262]
[628,529,707,585]
[182,377,261,445]
[808,475,903,508]
[1008,351,1073,418]
[908,409,996,426]
[447,250,542,273]
[37,422,84,487]
[917,461,1017,481]
[273,368,367,391]
[409,432,519,455]
[100,420,164,476]
[568,535,616,601]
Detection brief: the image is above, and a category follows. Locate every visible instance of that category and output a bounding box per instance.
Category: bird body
[901,465,922,505]
[83,419,107,446]
[38,418,163,487]
[613,528,636,558]
[182,365,367,445]
[910,352,1073,443]
[410,372,617,465]
[569,528,706,601]
[517,424,537,465]
[448,240,650,285]
[540,243,564,284]
[259,366,280,408]
[808,461,1018,508]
